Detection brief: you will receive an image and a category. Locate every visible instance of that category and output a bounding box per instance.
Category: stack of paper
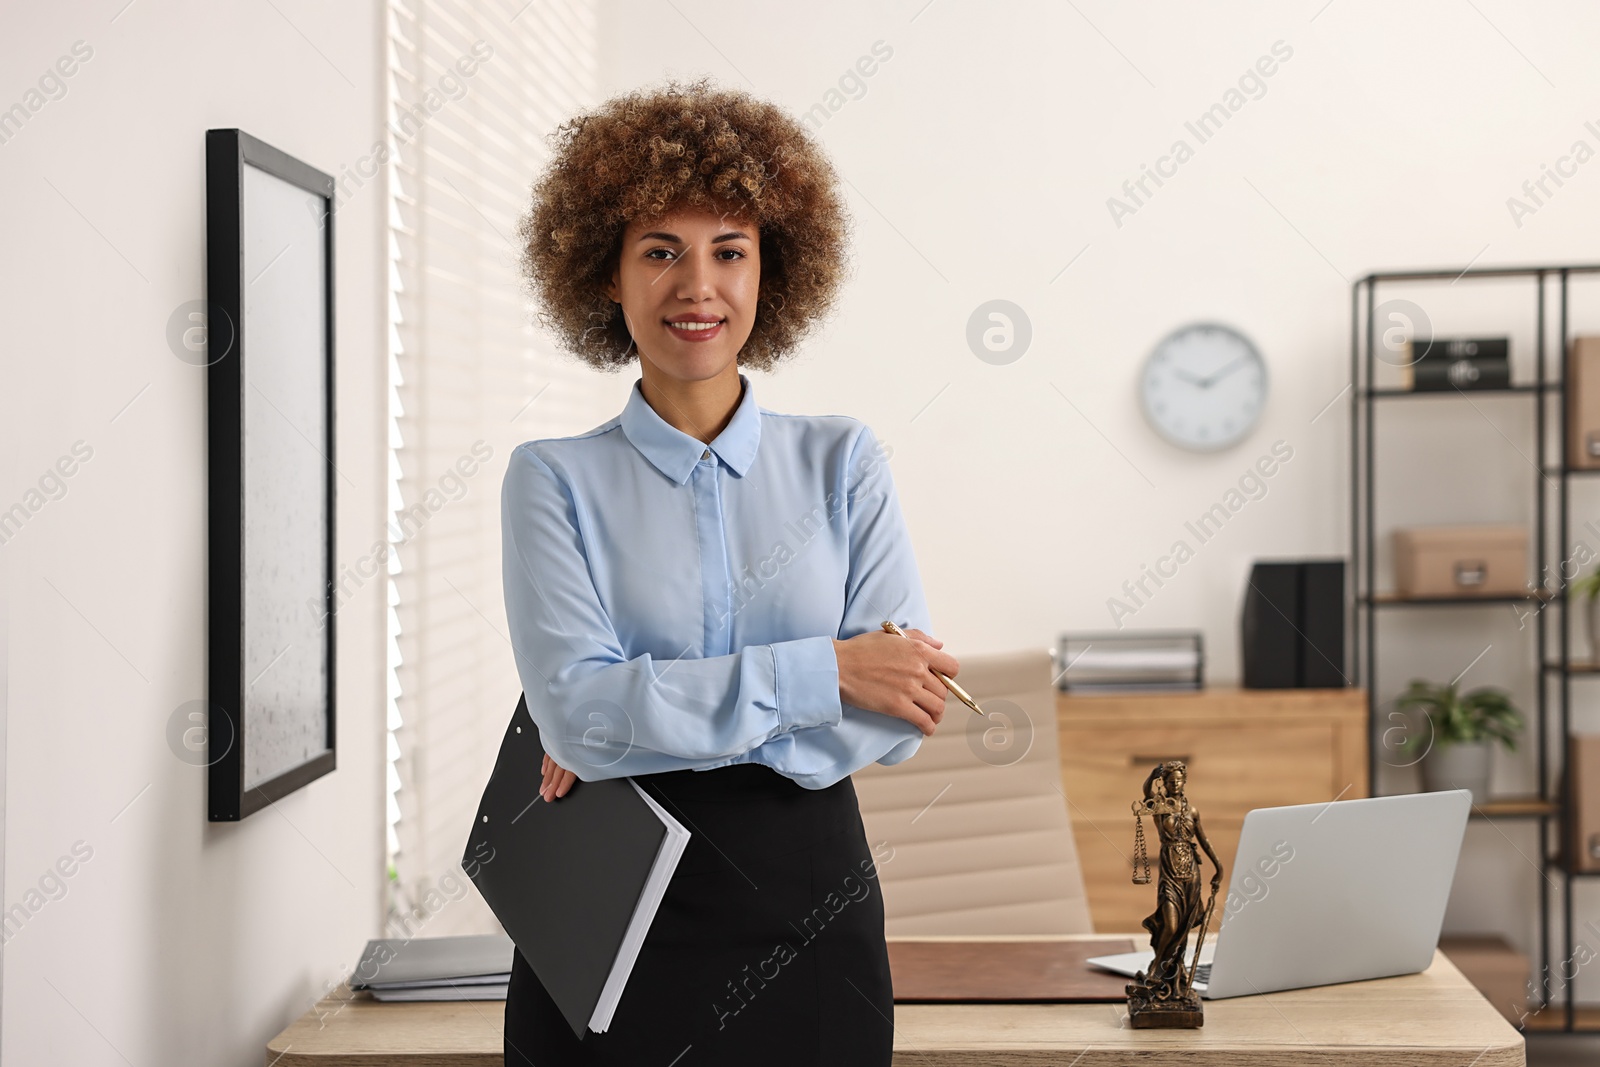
[348,933,514,1001]
[1057,631,1204,691]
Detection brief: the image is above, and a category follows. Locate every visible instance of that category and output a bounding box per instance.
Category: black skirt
[503,762,894,1067]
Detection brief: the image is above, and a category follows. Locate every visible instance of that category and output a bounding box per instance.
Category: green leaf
[1390,679,1524,752]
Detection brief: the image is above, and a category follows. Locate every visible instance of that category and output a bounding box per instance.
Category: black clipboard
[462,696,688,1038]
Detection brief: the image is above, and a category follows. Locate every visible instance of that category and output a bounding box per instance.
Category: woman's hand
[832,628,959,737]
[541,751,577,802]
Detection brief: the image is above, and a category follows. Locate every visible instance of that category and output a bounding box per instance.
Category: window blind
[384,0,604,938]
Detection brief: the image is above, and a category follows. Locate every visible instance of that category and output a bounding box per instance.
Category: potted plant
[1572,565,1600,665]
[1395,679,1524,805]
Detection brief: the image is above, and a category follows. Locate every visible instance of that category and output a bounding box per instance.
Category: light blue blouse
[500,371,933,790]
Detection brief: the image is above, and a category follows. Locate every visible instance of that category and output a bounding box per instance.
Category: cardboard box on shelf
[1392,525,1528,599]
[1567,336,1600,470]
[1570,735,1600,874]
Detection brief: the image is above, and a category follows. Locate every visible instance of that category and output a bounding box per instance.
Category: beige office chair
[851,648,1095,935]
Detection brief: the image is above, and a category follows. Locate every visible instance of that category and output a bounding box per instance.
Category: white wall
[3,4,1597,1063]
[598,0,1600,1007]
[0,2,387,1064]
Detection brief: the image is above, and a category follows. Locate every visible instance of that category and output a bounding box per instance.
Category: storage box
[1392,525,1528,598]
[1569,336,1600,470]
[1439,936,1529,1024]
[1570,735,1600,874]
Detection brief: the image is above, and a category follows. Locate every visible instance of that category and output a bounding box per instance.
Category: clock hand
[1198,355,1250,388]
[1169,368,1205,386]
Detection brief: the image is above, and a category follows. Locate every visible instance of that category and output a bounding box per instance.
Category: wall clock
[1139,322,1267,452]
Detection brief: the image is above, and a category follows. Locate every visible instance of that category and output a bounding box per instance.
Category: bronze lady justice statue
[1127,760,1222,1028]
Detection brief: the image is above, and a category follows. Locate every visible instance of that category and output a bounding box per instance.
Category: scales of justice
[1126,759,1223,1029]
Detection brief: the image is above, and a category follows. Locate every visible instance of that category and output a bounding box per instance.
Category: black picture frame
[206,128,337,821]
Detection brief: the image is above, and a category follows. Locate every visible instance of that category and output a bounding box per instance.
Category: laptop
[1087,789,1471,999]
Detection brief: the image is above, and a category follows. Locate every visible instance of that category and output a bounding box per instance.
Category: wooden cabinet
[1056,687,1368,935]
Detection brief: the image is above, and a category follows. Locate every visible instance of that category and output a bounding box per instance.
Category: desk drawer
[1059,721,1342,821]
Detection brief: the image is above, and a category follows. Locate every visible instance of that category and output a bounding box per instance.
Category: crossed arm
[503,426,957,800]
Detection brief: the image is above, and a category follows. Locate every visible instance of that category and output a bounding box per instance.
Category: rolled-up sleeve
[502,444,842,781]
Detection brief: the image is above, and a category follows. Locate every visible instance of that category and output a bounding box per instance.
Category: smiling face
[602,203,761,384]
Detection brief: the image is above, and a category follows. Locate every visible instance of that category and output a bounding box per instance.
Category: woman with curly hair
[499,77,959,1066]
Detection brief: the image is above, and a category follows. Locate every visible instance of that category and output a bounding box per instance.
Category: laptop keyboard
[1194,963,1212,984]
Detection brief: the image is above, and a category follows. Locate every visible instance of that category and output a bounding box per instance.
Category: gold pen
[880,620,986,716]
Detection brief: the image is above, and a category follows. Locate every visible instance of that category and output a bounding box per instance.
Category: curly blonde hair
[516,76,853,372]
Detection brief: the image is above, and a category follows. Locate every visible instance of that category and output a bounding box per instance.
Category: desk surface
[266,934,1524,1066]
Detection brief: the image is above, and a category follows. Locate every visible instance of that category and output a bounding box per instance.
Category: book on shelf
[1417,337,1509,362]
[1406,358,1510,391]
[1395,337,1509,390]
[1399,337,1511,392]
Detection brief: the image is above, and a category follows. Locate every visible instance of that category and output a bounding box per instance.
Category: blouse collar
[620,371,761,484]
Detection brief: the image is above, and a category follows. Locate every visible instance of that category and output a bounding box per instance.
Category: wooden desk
[265,934,1523,1066]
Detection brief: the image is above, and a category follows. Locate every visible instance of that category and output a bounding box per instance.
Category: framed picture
[206,128,336,820]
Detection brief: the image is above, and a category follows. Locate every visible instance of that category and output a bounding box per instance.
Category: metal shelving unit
[1351,263,1600,1035]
